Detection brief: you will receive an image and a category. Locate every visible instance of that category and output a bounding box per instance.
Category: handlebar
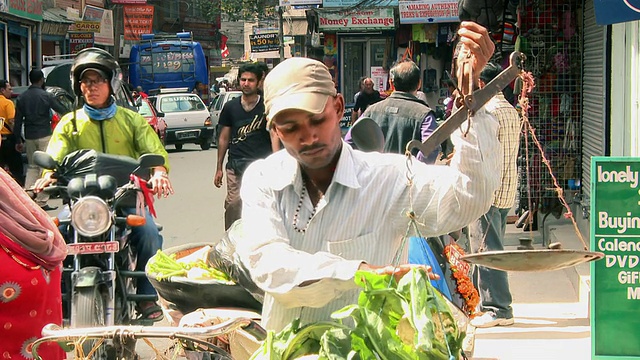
[32,318,266,359]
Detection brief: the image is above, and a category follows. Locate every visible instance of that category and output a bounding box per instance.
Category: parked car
[148,89,214,150]
[208,90,241,146]
[136,97,167,145]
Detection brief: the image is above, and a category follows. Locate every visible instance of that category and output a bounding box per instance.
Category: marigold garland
[444,242,480,318]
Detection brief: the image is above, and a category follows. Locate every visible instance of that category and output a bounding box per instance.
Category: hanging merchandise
[311,30,320,48]
[514,0,582,222]
[411,24,426,43]
[423,24,438,43]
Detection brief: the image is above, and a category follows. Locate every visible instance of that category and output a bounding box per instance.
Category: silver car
[209,91,242,146]
[149,90,214,151]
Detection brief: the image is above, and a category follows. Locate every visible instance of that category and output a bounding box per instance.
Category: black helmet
[71,47,123,97]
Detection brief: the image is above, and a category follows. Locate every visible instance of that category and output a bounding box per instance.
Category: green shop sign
[6,0,43,22]
[591,157,640,359]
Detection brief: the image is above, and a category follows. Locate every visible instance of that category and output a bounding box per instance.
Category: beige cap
[264,57,337,126]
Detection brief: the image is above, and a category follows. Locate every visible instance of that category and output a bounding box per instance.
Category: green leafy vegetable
[250,268,465,359]
[147,250,233,283]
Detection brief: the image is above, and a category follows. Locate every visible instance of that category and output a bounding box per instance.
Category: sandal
[136,302,164,323]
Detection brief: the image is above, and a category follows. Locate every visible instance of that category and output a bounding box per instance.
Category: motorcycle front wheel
[73,286,108,359]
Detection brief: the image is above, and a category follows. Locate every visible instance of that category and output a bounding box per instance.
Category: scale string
[518,72,588,250]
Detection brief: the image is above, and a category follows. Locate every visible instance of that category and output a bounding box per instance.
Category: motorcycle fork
[69,226,118,328]
[105,226,117,327]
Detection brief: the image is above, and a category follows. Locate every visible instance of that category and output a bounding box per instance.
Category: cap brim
[267,92,331,123]
[80,68,108,80]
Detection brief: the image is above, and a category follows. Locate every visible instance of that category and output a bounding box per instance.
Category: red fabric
[0,231,65,359]
[131,174,156,218]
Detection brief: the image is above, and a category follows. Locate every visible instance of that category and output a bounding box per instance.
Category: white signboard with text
[399,0,458,24]
[370,67,389,91]
[318,8,395,31]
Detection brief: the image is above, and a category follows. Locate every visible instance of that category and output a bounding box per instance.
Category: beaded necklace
[292,178,323,233]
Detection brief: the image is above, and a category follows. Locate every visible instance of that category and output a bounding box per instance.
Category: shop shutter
[581,0,607,198]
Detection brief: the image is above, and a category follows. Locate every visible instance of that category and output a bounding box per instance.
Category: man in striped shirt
[238,22,503,332]
[469,63,522,328]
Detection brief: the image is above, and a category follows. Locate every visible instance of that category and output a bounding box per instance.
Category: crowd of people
[0,19,522,358]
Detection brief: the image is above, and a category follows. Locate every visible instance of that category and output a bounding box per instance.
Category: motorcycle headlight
[71,196,112,237]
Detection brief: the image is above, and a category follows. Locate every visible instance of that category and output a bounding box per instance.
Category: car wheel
[175,144,183,150]
[200,139,212,151]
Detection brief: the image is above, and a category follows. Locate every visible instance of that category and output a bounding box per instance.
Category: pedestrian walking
[0,79,24,185]
[213,63,279,230]
[13,69,67,210]
[468,62,521,328]
[352,77,381,120]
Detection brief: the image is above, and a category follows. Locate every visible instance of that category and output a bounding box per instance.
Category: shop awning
[42,7,73,37]
[42,8,74,24]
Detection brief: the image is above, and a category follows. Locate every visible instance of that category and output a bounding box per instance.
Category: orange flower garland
[444,242,480,318]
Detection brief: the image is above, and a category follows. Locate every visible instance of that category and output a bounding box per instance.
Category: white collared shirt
[238,108,501,332]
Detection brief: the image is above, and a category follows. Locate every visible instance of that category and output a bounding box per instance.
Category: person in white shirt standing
[238,21,501,332]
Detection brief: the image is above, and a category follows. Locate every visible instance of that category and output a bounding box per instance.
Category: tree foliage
[192,0,278,22]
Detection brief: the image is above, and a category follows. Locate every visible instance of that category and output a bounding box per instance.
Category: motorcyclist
[34,47,173,322]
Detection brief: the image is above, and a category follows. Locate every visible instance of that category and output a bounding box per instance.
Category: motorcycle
[34,149,165,359]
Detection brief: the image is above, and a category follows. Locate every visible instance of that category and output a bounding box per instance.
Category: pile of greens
[148,249,233,283]
[250,268,464,360]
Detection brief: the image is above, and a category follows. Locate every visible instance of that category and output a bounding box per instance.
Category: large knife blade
[406,51,525,156]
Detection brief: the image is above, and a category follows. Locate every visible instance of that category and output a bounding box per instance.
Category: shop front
[317,7,396,103]
[0,1,42,85]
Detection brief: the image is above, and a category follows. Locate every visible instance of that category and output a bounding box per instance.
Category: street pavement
[50,145,593,359]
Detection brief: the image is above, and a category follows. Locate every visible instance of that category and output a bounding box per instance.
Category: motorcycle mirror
[33,151,58,170]
[350,117,385,153]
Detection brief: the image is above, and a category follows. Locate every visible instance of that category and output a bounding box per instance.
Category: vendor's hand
[149,171,174,198]
[359,263,440,283]
[34,172,56,193]
[213,169,224,188]
[456,21,496,94]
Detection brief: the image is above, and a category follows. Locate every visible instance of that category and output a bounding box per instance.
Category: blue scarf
[83,97,117,121]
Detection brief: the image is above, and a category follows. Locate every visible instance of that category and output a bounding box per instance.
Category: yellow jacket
[47,106,170,172]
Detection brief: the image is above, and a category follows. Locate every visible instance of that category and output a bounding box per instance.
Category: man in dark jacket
[351,77,381,120]
[346,59,440,164]
[14,69,67,209]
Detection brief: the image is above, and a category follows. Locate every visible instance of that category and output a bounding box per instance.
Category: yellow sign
[74,21,101,33]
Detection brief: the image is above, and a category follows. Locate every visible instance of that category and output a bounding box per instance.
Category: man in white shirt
[238,21,501,332]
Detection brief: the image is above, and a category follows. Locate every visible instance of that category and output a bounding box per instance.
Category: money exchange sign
[591,157,640,359]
